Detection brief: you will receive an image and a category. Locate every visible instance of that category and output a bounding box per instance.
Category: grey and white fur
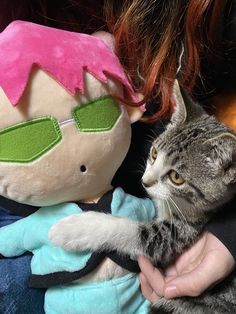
[49,81,236,314]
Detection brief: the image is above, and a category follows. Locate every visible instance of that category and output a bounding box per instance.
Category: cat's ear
[205,132,236,184]
[171,80,205,126]
[171,80,187,125]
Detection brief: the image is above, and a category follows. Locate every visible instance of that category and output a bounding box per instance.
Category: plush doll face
[0,21,142,206]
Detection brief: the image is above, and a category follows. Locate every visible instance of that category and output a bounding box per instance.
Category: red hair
[0,0,227,118]
[105,0,227,121]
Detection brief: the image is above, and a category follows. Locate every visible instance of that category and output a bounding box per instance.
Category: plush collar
[0,196,39,217]
[0,189,114,217]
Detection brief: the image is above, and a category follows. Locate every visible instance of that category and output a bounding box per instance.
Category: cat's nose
[142,179,157,188]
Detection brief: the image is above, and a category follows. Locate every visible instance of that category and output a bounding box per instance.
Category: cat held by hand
[49,81,236,314]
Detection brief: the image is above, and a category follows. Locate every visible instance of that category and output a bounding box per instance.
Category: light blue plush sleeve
[111,188,156,222]
[0,217,29,257]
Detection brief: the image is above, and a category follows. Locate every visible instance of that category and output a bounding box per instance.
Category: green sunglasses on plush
[0,96,121,163]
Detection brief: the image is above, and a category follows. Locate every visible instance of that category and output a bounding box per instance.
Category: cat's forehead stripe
[171,156,180,166]
[163,118,228,159]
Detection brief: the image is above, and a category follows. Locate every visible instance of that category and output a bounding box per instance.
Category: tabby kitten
[50,81,236,314]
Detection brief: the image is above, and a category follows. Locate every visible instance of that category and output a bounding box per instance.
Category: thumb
[164,256,224,298]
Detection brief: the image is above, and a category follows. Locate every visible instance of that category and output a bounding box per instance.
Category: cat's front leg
[49,212,144,256]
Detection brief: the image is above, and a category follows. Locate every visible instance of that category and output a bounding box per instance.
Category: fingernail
[165,286,177,298]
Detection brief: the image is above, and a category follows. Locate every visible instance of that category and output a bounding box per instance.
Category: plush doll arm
[0,219,28,257]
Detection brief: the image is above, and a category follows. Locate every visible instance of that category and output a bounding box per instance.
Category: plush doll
[0,21,156,314]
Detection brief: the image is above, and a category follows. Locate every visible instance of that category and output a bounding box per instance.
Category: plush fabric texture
[29,189,141,288]
[0,188,155,274]
[0,21,139,106]
[0,117,62,162]
[0,69,133,206]
[0,21,146,314]
[73,96,121,132]
[0,188,155,313]
[44,273,150,314]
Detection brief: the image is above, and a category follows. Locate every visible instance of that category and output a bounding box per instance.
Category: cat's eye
[168,170,185,185]
[150,146,158,164]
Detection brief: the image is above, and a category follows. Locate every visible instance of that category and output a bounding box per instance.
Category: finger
[138,256,165,296]
[139,273,160,304]
[164,254,227,298]
[164,263,178,279]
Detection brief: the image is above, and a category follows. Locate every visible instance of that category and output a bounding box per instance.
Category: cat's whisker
[133,168,145,175]
[156,199,166,232]
[149,125,165,136]
[165,200,174,240]
[145,134,156,144]
[169,197,188,226]
[169,198,185,223]
[147,128,158,139]
[167,200,178,243]
[145,127,165,145]
[137,161,147,173]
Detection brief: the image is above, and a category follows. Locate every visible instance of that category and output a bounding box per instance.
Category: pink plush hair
[0,21,138,106]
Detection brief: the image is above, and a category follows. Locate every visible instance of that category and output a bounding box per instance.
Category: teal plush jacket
[0,188,156,314]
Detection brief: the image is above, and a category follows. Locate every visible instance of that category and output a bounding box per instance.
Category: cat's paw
[48,212,111,252]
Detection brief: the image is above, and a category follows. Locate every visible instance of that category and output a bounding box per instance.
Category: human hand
[138,231,235,303]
